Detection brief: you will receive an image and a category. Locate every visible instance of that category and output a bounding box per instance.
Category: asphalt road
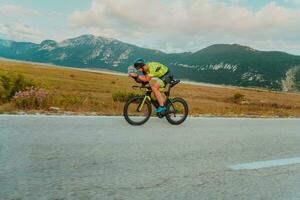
[0,115,300,200]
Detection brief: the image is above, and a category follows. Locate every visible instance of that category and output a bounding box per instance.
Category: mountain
[1,34,300,91]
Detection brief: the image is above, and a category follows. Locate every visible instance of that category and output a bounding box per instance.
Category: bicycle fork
[137,95,151,112]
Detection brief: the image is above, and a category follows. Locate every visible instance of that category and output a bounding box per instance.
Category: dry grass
[1,59,300,117]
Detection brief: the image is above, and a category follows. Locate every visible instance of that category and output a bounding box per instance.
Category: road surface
[0,115,300,200]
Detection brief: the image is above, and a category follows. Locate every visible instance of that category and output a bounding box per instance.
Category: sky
[0,0,300,54]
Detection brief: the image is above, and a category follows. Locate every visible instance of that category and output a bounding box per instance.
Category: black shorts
[160,70,173,85]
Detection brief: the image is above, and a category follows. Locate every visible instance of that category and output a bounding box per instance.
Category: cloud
[67,0,300,53]
[284,0,300,6]
[49,11,63,17]
[1,22,42,42]
[0,4,41,17]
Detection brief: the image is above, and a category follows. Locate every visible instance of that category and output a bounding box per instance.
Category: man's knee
[150,80,158,88]
[150,84,159,91]
[151,85,159,91]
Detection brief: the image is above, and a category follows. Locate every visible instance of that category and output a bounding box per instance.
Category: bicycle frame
[137,94,151,112]
[136,87,178,115]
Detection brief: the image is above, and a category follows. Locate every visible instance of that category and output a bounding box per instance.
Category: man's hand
[129,73,138,78]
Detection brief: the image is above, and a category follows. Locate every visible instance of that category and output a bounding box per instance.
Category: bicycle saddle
[170,79,180,87]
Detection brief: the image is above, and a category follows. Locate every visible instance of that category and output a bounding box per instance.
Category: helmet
[133,58,146,69]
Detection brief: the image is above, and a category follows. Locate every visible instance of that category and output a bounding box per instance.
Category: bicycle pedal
[157,111,166,118]
[158,114,164,118]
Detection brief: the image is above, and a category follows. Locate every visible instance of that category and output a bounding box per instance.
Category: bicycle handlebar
[132,84,151,90]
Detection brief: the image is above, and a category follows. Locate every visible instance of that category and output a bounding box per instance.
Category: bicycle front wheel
[123,96,152,125]
[166,98,188,125]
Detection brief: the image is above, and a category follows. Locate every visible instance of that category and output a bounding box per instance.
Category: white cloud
[48,11,63,18]
[0,4,41,17]
[66,0,300,54]
[284,0,300,6]
[1,22,42,42]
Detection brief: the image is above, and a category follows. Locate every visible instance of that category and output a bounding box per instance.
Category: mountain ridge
[1,34,300,91]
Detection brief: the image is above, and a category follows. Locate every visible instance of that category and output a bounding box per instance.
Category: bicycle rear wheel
[166,98,188,125]
[123,96,152,125]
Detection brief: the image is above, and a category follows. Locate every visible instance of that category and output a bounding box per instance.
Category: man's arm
[137,75,152,82]
[128,73,151,83]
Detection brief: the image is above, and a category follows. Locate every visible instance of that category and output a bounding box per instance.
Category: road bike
[123,79,188,125]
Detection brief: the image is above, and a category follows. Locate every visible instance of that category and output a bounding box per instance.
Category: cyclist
[129,59,173,114]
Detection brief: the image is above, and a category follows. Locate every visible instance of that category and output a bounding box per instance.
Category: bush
[13,87,50,110]
[112,91,138,102]
[232,93,245,104]
[0,72,37,103]
[54,94,84,110]
[0,84,5,104]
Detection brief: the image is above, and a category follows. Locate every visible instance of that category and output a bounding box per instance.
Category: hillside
[1,35,300,91]
[1,59,300,117]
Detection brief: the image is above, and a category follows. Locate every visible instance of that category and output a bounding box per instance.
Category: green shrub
[232,93,245,104]
[112,91,138,102]
[0,84,5,104]
[0,72,37,103]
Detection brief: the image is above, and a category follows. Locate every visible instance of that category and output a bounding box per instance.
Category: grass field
[1,59,300,117]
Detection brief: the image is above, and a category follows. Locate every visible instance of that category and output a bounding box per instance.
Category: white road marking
[230,157,300,170]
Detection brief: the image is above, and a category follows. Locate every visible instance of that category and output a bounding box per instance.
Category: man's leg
[150,80,165,107]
